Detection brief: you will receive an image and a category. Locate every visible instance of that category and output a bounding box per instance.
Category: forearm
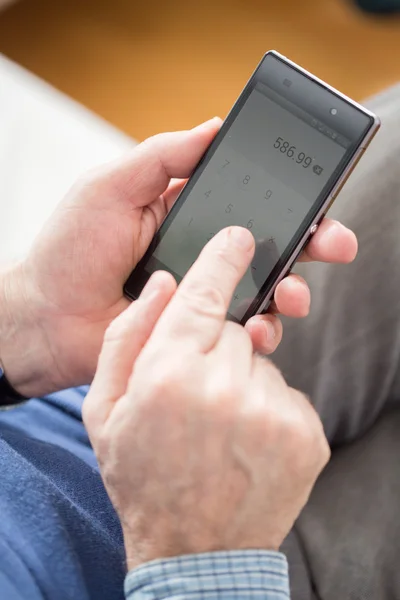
[125,550,290,600]
[0,264,56,398]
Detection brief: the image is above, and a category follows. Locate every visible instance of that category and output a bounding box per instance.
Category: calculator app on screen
[148,84,347,320]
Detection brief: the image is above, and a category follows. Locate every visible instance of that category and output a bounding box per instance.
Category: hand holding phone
[124,51,379,324]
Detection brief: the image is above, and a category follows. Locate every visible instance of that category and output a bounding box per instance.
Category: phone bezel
[124,50,380,323]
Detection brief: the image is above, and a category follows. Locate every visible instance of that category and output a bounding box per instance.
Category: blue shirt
[0,389,290,599]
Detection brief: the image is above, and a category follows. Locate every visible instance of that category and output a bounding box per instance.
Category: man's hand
[83,226,330,569]
[0,118,357,396]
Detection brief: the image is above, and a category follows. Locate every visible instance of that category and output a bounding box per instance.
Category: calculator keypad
[154,144,312,321]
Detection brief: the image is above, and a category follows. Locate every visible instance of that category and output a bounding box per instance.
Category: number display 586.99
[274,137,313,168]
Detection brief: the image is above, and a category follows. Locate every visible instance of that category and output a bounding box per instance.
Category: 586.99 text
[274,138,313,168]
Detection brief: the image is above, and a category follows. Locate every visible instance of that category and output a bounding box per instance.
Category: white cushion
[0,54,135,262]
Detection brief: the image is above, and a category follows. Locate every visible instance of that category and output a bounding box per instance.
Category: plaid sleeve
[124,550,290,599]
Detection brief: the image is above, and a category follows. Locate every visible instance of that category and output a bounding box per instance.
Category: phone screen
[125,53,374,322]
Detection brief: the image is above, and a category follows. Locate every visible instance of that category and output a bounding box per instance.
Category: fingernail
[194,117,221,131]
[264,320,276,342]
[294,277,309,293]
[206,116,221,125]
[140,272,162,300]
[229,227,254,251]
[331,219,346,229]
[327,220,343,237]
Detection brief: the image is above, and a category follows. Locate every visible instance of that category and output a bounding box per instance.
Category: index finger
[151,226,255,353]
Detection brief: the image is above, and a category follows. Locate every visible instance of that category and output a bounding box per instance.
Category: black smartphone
[124,50,380,324]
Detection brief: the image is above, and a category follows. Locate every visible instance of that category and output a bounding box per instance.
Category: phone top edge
[264,50,379,123]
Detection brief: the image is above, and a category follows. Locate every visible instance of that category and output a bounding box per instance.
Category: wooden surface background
[0,0,399,140]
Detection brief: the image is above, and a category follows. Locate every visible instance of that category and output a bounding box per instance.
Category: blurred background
[1,0,400,141]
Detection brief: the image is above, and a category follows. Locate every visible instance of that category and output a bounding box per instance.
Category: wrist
[0,263,58,397]
[123,529,280,572]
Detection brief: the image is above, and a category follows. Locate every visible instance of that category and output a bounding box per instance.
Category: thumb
[83,271,176,443]
[88,117,222,211]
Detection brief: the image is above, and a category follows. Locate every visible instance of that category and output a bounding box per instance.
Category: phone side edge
[254,114,381,318]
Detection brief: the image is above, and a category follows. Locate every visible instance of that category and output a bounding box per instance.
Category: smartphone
[124,50,380,324]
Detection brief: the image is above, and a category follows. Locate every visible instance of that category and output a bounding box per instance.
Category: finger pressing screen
[150,226,255,354]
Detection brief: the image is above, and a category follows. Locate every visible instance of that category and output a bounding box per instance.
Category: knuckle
[212,375,238,405]
[285,392,330,469]
[283,396,314,441]
[137,357,199,423]
[180,280,226,320]
[286,415,315,450]
[148,361,186,399]
[206,388,237,430]
[306,412,331,466]
[320,436,331,467]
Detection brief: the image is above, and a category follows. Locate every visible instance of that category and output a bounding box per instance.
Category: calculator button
[281,205,296,222]
[237,173,253,191]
